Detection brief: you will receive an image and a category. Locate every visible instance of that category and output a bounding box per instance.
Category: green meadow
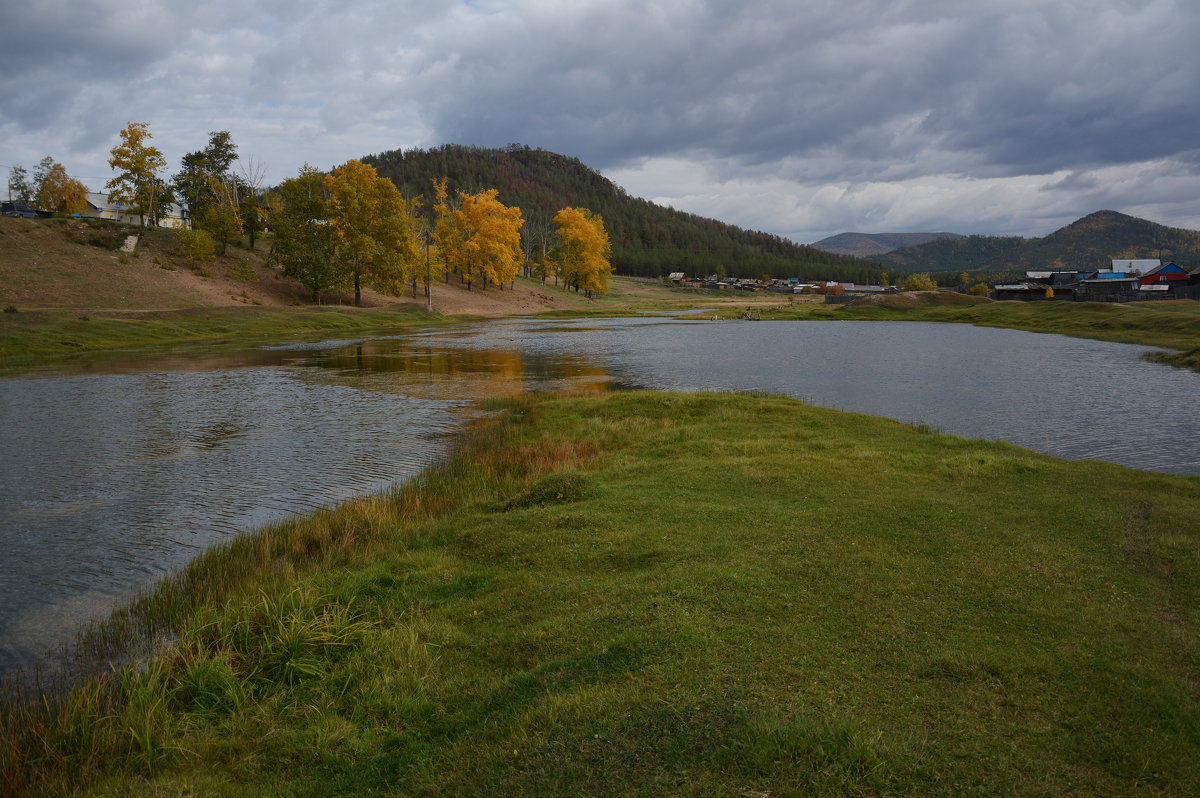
[0,305,448,363]
[4,391,1198,796]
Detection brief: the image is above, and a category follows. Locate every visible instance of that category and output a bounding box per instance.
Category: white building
[83,192,189,229]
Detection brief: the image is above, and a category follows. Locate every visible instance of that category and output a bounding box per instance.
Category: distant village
[989,260,1200,302]
[667,272,897,297]
[669,258,1200,304]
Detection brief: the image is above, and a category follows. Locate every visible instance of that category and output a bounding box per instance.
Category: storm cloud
[2,0,1198,242]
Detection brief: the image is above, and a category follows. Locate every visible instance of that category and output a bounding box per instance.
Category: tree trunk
[354,261,362,306]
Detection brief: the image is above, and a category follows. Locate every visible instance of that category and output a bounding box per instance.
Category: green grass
[0,305,451,362]
[760,294,1200,349]
[4,391,1200,795]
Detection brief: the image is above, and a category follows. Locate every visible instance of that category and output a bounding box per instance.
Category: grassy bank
[4,391,1199,795]
[0,305,451,362]
[721,292,1200,370]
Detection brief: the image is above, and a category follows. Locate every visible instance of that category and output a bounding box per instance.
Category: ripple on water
[0,366,461,673]
[4,318,1200,674]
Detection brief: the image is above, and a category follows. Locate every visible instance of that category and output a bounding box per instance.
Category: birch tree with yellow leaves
[106,122,168,226]
[433,180,523,290]
[551,207,613,298]
[325,160,418,306]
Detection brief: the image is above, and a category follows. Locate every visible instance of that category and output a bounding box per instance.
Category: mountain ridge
[361,144,883,283]
[875,210,1200,275]
[810,231,965,258]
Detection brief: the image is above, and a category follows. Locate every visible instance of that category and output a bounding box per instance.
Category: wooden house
[83,192,189,228]
[1077,272,1140,301]
[1138,262,1188,287]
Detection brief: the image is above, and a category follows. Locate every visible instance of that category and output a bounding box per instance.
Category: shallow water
[2,317,1197,672]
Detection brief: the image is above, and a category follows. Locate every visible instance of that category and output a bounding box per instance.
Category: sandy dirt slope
[0,217,308,310]
[0,217,625,316]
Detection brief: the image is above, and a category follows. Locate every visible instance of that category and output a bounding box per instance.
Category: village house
[1138,262,1188,288]
[1075,270,1141,301]
[83,191,189,229]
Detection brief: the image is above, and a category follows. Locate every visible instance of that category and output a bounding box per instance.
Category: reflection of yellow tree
[307,339,617,400]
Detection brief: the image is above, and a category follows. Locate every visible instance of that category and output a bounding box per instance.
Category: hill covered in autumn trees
[362,144,881,283]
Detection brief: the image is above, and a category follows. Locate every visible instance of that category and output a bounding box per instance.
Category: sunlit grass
[4,391,1199,795]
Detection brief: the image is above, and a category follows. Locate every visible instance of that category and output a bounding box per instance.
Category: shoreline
[4,390,1199,795]
[5,292,1199,375]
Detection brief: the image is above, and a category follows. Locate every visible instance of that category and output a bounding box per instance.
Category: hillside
[810,231,964,257]
[362,144,882,283]
[0,216,633,319]
[876,210,1200,275]
[0,216,312,310]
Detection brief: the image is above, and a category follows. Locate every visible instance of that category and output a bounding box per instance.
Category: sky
[3,0,1199,244]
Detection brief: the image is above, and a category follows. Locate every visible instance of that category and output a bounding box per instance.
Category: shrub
[3,305,17,313]
[507,471,591,509]
[173,228,215,262]
[86,233,121,250]
[228,258,257,282]
[902,273,937,292]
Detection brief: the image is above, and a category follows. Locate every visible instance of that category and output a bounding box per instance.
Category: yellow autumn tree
[36,161,88,215]
[460,189,523,290]
[430,178,459,288]
[431,180,524,291]
[106,122,167,226]
[325,160,417,306]
[551,207,613,298]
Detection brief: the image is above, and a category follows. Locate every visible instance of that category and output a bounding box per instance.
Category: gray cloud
[2,0,1198,241]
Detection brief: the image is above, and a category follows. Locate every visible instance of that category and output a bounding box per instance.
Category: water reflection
[3,316,1199,673]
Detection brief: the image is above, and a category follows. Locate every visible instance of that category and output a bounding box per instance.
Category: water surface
[2,317,1198,672]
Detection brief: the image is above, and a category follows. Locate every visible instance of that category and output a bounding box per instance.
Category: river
[2,317,1197,672]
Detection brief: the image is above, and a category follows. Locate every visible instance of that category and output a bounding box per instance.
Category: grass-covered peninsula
[5,391,1199,796]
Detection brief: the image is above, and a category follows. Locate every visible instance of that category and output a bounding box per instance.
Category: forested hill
[876,210,1200,275]
[362,144,880,282]
[810,231,964,258]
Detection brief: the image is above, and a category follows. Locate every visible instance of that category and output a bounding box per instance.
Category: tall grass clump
[0,393,601,794]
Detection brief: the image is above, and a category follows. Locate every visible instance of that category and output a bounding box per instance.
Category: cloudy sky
[3,0,1198,243]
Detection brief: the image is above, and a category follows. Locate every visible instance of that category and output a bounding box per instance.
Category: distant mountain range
[809,231,965,258]
[871,210,1200,275]
[361,144,882,283]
